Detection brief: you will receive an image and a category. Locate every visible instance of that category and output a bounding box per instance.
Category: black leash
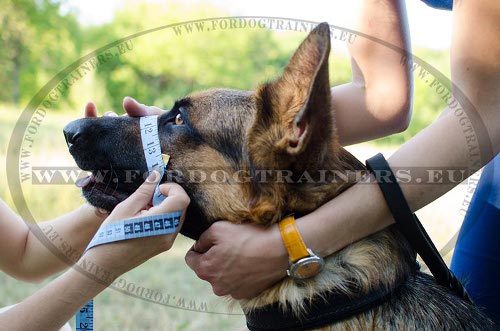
[365,153,472,303]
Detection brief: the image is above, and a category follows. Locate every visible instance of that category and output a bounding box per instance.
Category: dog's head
[64,23,363,239]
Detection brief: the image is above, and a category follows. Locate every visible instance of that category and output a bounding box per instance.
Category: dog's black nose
[63,120,83,147]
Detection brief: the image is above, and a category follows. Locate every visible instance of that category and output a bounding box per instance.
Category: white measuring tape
[85,211,182,251]
[76,116,179,331]
[140,116,170,206]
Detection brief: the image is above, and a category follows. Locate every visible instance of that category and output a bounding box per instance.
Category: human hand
[84,97,165,118]
[83,172,189,276]
[122,96,165,116]
[185,221,289,300]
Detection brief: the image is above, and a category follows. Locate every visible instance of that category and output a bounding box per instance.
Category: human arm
[0,201,108,283]
[0,105,118,282]
[0,176,189,331]
[332,0,412,145]
[184,0,500,299]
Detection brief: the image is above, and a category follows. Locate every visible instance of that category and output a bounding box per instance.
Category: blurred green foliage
[93,2,293,110]
[0,0,82,105]
[0,0,448,142]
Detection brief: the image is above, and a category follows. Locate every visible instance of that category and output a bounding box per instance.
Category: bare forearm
[332,82,410,144]
[0,263,108,331]
[298,175,393,257]
[21,205,106,281]
[300,103,499,256]
[335,0,412,145]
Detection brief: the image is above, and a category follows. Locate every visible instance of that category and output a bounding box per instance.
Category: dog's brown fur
[65,23,496,330]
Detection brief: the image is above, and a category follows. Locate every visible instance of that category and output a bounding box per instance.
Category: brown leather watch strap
[278,214,310,263]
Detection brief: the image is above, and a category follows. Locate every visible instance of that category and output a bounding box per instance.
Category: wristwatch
[278,214,325,280]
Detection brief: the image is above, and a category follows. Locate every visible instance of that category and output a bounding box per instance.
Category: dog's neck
[240,144,365,226]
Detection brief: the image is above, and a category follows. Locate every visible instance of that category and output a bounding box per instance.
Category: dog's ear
[248,22,334,171]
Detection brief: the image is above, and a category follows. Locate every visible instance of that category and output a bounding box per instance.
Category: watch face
[292,257,324,279]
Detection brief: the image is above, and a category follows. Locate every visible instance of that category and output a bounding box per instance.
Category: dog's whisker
[88,172,99,196]
[103,163,113,194]
[111,164,120,196]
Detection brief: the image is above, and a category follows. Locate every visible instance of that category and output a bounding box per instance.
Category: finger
[149,106,165,115]
[185,249,205,277]
[117,171,161,214]
[123,96,164,117]
[104,110,119,117]
[192,227,216,254]
[85,102,98,118]
[123,96,150,117]
[145,183,190,215]
[159,182,188,198]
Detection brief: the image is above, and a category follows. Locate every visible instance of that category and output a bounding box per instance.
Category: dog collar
[245,281,404,331]
[278,214,324,280]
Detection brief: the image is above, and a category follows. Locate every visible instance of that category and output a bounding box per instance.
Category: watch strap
[278,214,310,263]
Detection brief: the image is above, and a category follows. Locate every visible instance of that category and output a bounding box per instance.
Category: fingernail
[147,170,160,182]
[94,208,109,217]
[104,111,118,117]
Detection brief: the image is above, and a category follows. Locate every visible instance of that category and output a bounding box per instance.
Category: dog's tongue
[75,175,92,188]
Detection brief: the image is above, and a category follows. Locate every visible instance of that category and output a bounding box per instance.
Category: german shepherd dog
[64,23,495,330]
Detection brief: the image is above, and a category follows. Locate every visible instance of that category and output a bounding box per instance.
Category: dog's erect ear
[248,22,334,170]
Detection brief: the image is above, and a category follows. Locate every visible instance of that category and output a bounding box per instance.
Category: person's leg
[451,153,500,323]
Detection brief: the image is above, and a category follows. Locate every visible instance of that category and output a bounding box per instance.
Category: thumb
[146,182,190,215]
[123,97,164,117]
[192,226,217,254]
[117,170,161,214]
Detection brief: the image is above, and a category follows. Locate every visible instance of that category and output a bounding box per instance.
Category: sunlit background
[0,1,468,330]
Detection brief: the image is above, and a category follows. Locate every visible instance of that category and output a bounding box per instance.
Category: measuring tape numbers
[76,115,177,330]
[86,211,182,251]
[140,115,169,206]
[76,300,93,331]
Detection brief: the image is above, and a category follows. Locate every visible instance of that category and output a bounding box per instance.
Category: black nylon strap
[365,153,472,303]
[246,284,399,331]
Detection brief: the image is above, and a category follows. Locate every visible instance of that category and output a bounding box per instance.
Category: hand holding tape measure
[74,174,188,331]
[84,172,189,276]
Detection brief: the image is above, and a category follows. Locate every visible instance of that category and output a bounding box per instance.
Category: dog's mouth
[76,169,143,211]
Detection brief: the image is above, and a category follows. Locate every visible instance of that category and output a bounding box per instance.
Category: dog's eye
[175,113,184,125]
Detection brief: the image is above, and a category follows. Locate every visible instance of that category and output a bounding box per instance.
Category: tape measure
[85,211,182,252]
[140,115,169,206]
[76,300,93,331]
[76,115,178,330]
